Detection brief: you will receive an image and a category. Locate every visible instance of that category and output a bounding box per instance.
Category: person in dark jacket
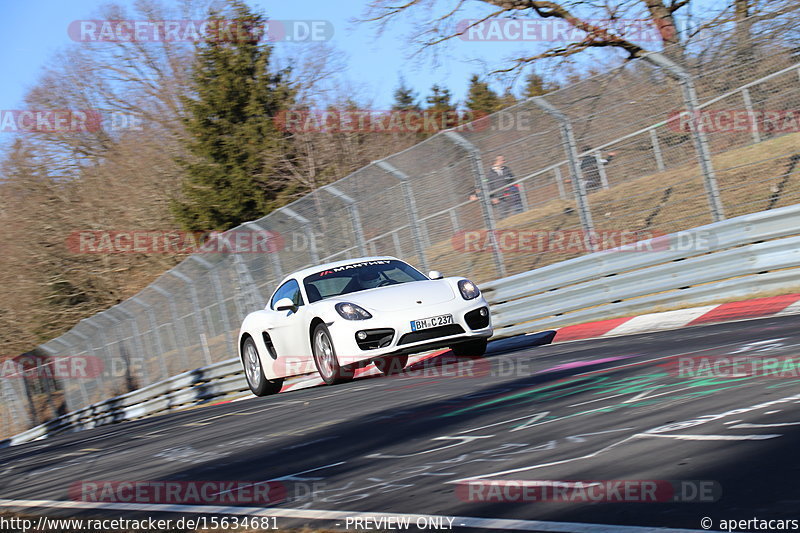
[470,155,523,218]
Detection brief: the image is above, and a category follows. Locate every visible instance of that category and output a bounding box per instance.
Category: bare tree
[362,0,696,72]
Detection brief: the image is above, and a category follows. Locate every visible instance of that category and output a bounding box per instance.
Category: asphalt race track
[3,315,800,532]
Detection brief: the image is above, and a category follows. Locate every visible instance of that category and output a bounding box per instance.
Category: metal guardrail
[4,203,800,447]
[484,203,800,337]
[0,359,244,447]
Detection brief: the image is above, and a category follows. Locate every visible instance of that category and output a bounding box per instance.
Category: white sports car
[238,256,492,395]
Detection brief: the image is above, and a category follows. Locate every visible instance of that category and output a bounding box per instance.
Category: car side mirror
[275,297,297,312]
[428,270,443,280]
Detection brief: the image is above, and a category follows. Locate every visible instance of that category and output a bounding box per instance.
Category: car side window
[270,279,304,310]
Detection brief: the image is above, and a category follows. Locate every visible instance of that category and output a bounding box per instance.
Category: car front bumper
[326,298,493,367]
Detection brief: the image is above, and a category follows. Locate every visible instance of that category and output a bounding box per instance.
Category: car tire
[374,354,409,376]
[451,338,488,357]
[312,323,354,385]
[242,336,284,396]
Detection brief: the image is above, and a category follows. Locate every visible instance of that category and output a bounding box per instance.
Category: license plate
[411,314,453,331]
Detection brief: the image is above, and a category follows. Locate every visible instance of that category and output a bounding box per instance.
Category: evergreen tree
[391,77,420,111]
[523,71,560,98]
[173,1,294,231]
[498,88,518,109]
[465,74,500,114]
[425,84,455,111]
[425,84,457,130]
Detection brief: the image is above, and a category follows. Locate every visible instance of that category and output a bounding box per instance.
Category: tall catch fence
[3,15,800,437]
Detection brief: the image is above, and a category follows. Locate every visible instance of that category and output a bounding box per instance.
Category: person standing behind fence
[580,147,617,192]
[470,155,523,218]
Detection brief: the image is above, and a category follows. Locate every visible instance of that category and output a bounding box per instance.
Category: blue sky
[0,0,718,115]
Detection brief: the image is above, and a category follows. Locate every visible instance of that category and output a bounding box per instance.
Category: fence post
[81,317,121,399]
[280,206,320,264]
[110,307,159,382]
[740,88,762,145]
[529,97,596,248]
[69,328,98,406]
[151,285,192,369]
[321,185,368,256]
[2,379,31,434]
[649,129,666,171]
[594,151,610,189]
[131,297,171,377]
[375,160,429,271]
[443,130,507,278]
[554,167,567,200]
[189,256,236,358]
[228,250,267,314]
[49,337,90,408]
[643,52,725,222]
[165,270,213,366]
[240,222,283,281]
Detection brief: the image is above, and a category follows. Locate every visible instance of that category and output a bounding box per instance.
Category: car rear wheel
[374,354,409,376]
[312,323,354,385]
[242,336,284,396]
[451,338,488,357]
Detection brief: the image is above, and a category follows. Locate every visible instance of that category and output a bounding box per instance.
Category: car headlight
[458,279,480,300]
[335,302,373,320]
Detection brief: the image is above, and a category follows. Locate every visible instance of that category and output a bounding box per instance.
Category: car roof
[287,256,404,282]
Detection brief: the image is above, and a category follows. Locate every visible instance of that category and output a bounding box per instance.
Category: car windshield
[303,259,428,303]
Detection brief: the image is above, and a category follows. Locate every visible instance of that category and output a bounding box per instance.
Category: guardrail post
[529,97,596,248]
[151,285,192,369]
[643,52,725,222]
[321,185,368,256]
[649,129,666,171]
[280,206,320,264]
[165,271,213,366]
[443,130,507,277]
[374,160,429,271]
[740,88,762,144]
[189,256,236,357]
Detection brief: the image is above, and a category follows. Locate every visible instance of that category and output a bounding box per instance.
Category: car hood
[330,280,456,312]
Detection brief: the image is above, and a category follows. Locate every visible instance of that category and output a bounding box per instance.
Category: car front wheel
[312,323,354,385]
[451,338,488,357]
[242,336,284,396]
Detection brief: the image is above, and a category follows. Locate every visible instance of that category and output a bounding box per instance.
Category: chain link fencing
[2,13,800,437]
